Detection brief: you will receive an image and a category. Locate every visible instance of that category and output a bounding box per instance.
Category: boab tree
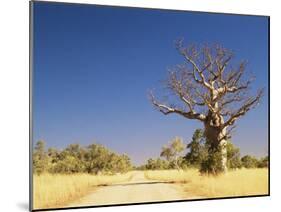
[150,39,263,174]
[160,137,185,170]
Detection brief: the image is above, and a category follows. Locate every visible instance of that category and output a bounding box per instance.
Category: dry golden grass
[33,172,133,209]
[145,168,268,198]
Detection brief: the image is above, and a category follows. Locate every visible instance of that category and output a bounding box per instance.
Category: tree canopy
[33,141,132,175]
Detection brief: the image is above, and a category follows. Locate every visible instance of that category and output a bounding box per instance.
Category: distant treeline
[33,141,132,175]
[33,129,268,175]
[137,129,268,171]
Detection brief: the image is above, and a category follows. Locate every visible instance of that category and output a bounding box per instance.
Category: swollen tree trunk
[204,116,228,174]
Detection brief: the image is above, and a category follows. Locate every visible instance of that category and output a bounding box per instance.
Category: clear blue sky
[33,2,269,165]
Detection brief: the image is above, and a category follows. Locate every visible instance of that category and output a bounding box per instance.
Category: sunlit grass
[145,168,268,198]
[33,172,133,209]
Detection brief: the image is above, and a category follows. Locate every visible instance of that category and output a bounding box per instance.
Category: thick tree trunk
[204,122,228,174]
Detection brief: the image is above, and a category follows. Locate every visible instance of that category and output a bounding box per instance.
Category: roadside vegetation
[33,172,133,209]
[32,141,133,209]
[33,141,132,175]
[33,129,268,209]
[145,168,268,197]
[141,129,268,198]
[138,129,268,172]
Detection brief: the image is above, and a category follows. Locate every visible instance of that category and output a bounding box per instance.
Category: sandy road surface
[66,171,198,207]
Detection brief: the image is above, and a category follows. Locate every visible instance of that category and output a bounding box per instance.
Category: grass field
[33,169,268,209]
[33,172,133,209]
[145,168,268,198]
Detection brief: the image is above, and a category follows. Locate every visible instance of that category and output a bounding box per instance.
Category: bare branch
[149,92,206,121]
[227,80,251,93]
[166,70,211,112]
[226,61,247,86]
[150,40,264,144]
[175,42,213,91]
[223,89,264,128]
[221,93,245,107]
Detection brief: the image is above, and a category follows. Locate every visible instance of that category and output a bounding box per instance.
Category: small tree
[52,155,82,174]
[109,154,132,173]
[145,158,169,170]
[161,137,185,170]
[258,156,268,168]
[145,158,157,170]
[227,142,242,169]
[47,147,60,163]
[65,144,85,160]
[185,129,207,167]
[84,144,112,174]
[185,129,242,172]
[33,140,48,174]
[160,146,173,161]
[241,155,258,168]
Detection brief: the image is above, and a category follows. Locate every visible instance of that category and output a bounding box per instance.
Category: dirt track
[66,171,198,207]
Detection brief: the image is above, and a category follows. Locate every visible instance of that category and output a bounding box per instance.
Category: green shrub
[241,155,259,168]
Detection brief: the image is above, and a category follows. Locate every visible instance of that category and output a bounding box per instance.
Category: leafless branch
[223,89,264,128]
[150,39,264,142]
[149,91,206,121]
